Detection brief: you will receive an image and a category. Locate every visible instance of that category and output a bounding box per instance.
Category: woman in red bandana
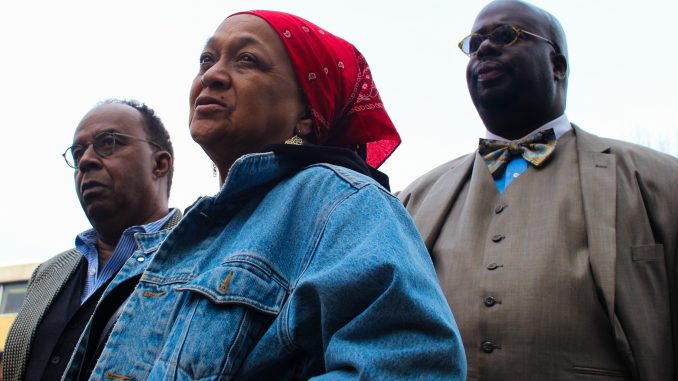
[64,11,465,381]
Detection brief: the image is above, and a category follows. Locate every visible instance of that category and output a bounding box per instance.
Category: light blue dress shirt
[75,209,176,304]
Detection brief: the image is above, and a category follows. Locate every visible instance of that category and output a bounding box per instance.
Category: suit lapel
[4,249,82,380]
[413,153,475,252]
[161,208,182,230]
[575,125,617,319]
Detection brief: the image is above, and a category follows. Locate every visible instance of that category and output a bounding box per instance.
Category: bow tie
[478,128,557,178]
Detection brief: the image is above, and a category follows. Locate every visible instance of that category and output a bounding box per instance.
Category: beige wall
[0,262,39,353]
[0,263,38,283]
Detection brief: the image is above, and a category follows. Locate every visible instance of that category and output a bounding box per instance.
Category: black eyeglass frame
[458,25,561,57]
[62,131,162,169]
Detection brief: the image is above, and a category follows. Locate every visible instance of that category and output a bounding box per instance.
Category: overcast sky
[1,0,676,266]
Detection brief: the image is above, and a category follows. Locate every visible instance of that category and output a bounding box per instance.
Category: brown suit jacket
[2,210,181,381]
[398,126,678,381]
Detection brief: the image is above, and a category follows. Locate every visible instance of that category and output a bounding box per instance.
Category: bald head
[466,0,569,139]
[475,0,568,65]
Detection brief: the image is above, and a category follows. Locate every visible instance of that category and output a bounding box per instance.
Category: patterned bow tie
[478,128,557,178]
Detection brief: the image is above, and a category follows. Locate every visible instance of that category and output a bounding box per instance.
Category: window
[0,282,28,315]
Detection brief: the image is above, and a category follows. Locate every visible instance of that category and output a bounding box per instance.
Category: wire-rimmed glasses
[62,131,162,169]
[458,24,560,57]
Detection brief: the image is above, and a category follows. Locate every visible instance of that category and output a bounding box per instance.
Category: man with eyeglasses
[399,1,678,380]
[3,99,180,381]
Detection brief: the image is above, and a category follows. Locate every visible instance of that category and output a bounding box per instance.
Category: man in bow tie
[398,1,678,380]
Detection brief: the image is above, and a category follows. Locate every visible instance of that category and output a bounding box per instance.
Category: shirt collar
[484,114,571,142]
[75,208,177,254]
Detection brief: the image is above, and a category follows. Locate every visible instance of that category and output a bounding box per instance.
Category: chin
[477,96,511,110]
[190,119,228,144]
[83,203,116,224]
[472,86,514,110]
[189,124,215,145]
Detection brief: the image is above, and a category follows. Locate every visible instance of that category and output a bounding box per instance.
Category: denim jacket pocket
[163,263,287,380]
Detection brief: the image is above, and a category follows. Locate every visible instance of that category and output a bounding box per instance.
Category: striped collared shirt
[75,209,176,304]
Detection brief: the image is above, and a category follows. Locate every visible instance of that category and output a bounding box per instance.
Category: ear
[295,116,314,140]
[152,151,172,180]
[552,53,567,81]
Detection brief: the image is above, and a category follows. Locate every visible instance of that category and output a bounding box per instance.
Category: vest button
[481,341,495,353]
[487,263,499,270]
[494,204,506,214]
[50,355,61,364]
[491,234,505,242]
[484,296,498,307]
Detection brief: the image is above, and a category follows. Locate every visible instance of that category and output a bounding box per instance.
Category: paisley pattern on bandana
[478,128,557,178]
[233,10,401,168]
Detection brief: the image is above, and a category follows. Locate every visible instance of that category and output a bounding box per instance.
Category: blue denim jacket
[64,152,466,380]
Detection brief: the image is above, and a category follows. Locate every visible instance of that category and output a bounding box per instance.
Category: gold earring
[284,135,303,145]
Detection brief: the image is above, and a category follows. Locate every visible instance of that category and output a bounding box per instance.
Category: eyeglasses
[62,131,161,169]
[458,24,560,57]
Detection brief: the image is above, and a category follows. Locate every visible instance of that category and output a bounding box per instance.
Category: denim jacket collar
[62,148,466,381]
[134,229,174,255]
[215,152,296,204]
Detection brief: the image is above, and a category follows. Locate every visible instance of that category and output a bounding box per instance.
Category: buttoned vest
[434,132,631,380]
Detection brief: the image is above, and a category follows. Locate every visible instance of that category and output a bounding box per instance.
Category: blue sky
[0,0,676,266]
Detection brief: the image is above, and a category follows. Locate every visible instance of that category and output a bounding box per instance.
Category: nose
[77,144,102,172]
[475,36,501,58]
[200,62,232,90]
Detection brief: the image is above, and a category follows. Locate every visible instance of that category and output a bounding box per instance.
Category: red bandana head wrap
[232,10,401,168]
